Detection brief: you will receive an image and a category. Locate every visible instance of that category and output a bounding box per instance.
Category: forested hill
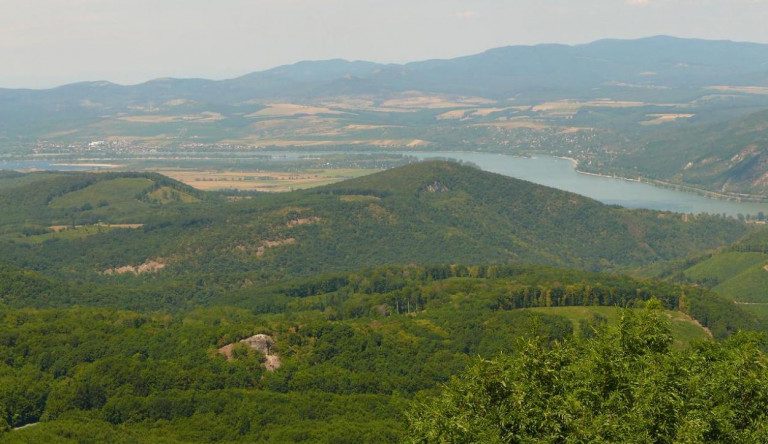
[310,161,746,270]
[0,162,764,442]
[605,108,768,197]
[0,162,748,308]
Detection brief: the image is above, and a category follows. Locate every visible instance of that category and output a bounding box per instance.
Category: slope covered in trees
[0,162,763,441]
[0,162,748,297]
[601,108,768,197]
[408,304,768,443]
[0,264,750,442]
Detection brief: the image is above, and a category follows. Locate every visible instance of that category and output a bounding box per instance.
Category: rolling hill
[0,162,748,296]
[0,161,762,442]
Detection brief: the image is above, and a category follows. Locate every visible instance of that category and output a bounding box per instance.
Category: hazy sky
[3,0,768,89]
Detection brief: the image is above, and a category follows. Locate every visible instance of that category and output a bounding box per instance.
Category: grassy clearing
[712,266,768,303]
[685,252,768,285]
[49,178,154,211]
[145,186,200,204]
[12,225,115,244]
[737,303,768,319]
[683,252,768,303]
[525,306,710,348]
[6,223,144,244]
[340,195,382,203]
[739,303,768,321]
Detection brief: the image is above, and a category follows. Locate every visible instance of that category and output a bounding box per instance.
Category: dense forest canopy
[408,304,768,443]
[0,163,766,442]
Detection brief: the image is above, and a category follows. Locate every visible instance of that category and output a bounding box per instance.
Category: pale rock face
[103,259,166,275]
[218,334,282,371]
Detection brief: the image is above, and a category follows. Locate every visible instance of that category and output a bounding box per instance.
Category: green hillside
[0,162,763,442]
[526,306,710,348]
[0,262,757,442]
[602,108,768,197]
[668,231,768,317]
[0,162,748,290]
[674,227,768,302]
[684,251,768,288]
[712,266,768,303]
[49,177,154,209]
[0,171,207,234]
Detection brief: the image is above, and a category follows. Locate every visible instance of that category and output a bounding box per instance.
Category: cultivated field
[158,168,378,192]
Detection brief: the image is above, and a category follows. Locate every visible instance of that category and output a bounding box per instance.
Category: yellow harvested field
[380,92,496,109]
[117,112,224,123]
[436,110,471,120]
[472,107,513,116]
[437,107,518,120]
[157,169,379,192]
[247,103,347,117]
[344,124,404,130]
[249,116,344,137]
[44,129,80,137]
[320,97,377,109]
[706,86,768,95]
[533,99,649,115]
[640,113,695,125]
[407,139,432,147]
[163,99,195,107]
[471,121,550,130]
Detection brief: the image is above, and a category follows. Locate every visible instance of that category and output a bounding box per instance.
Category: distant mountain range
[3,36,768,102]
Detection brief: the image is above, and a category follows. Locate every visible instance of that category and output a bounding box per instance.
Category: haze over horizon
[4,0,768,89]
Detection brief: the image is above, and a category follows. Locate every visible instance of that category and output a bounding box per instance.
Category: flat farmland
[158,168,379,192]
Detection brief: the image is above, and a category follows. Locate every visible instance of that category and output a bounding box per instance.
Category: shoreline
[555,156,768,204]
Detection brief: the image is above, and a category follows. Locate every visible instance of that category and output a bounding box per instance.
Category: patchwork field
[247,103,347,117]
[158,168,379,192]
[706,85,768,95]
[640,114,696,125]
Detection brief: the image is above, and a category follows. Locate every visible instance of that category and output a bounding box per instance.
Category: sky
[3,0,768,89]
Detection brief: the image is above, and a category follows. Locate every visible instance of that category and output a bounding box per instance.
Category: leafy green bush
[408,302,768,443]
